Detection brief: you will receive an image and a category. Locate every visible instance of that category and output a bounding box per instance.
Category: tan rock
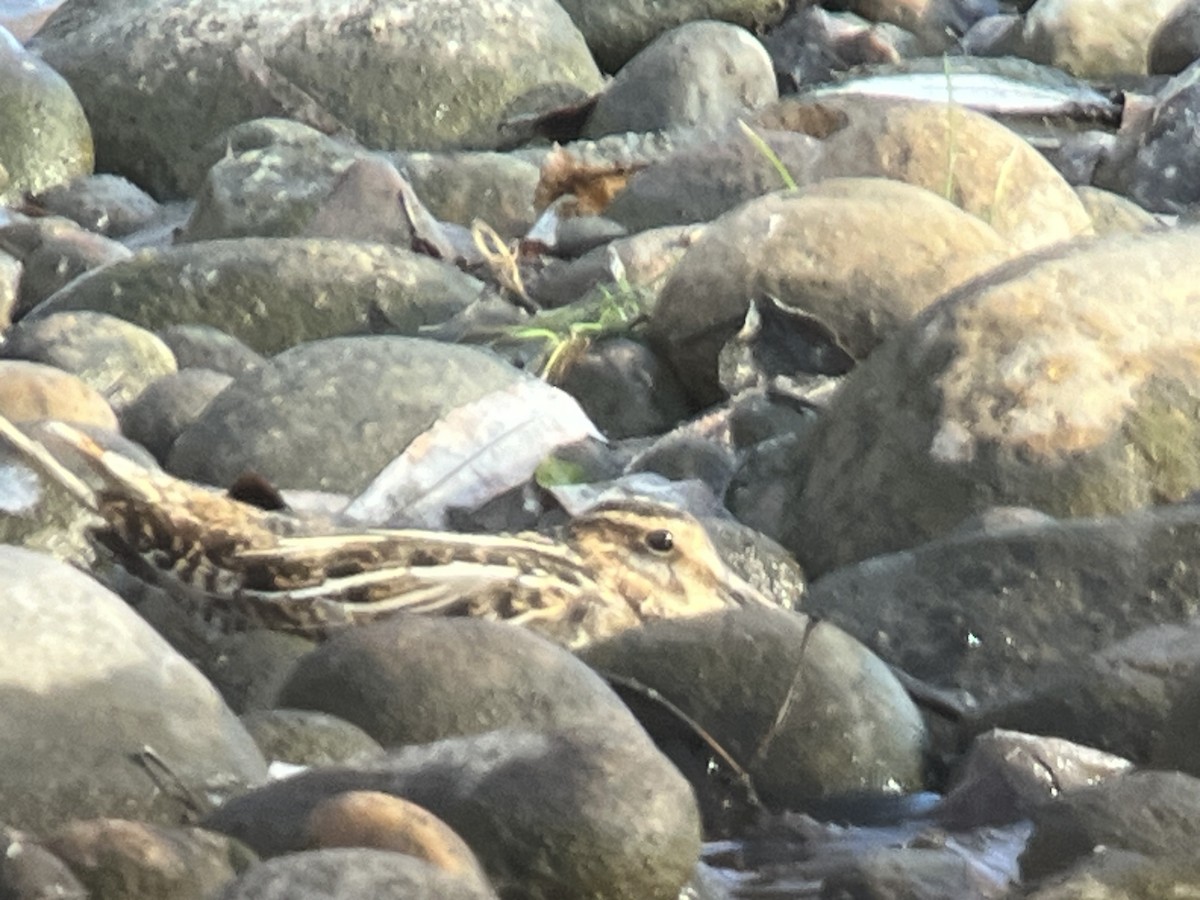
[787,226,1200,575]
[650,176,1015,402]
[757,98,1095,253]
[1023,0,1180,78]
[0,359,117,430]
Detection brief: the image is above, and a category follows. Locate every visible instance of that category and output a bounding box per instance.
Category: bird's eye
[644,529,674,553]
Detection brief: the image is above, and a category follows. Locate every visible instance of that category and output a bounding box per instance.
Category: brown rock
[0,359,117,429]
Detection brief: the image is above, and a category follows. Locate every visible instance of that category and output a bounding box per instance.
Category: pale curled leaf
[341,380,603,529]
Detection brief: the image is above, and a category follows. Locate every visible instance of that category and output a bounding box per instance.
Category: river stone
[277,616,648,748]
[1024,851,1200,900]
[557,0,787,72]
[581,606,927,810]
[583,21,777,139]
[43,819,250,900]
[156,324,264,377]
[0,546,268,833]
[1,311,177,412]
[397,151,540,240]
[119,369,234,463]
[27,238,483,355]
[1093,63,1200,215]
[1073,185,1159,235]
[0,248,17,328]
[167,336,524,493]
[750,96,1094,253]
[1149,0,1200,75]
[1020,770,1200,880]
[205,728,702,900]
[0,28,92,204]
[0,359,117,430]
[31,0,602,198]
[785,226,1200,577]
[1022,0,1179,78]
[805,504,1200,710]
[32,173,162,237]
[239,710,385,768]
[648,177,1014,404]
[0,214,132,319]
[214,847,494,900]
[180,137,363,242]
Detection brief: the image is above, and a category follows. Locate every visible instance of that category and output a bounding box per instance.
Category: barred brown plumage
[2,416,776,649]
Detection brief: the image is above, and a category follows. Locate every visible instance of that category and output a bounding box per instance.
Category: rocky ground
[4,0,1200,898]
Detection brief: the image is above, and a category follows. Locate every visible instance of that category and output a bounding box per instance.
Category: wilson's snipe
[2,417,777,649]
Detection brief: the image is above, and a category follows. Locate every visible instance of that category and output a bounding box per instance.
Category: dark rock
[240,710,385,768]
[205,728,702,900]
[583,21,777,139]
[275,616,648,748]
[397,150,540,240]
[1149,0,1200,74]
[213,847,494,900]
[28,238,483,355]
[156,324,264,378]
[819,845,1009,900]
[936,729,1132,830]
[167,335,524,493]
[805,505,1200,710]
[119,369,234,463]
[1020,770,1200,880]
[0,828,87,900]
[581,607,927,811]
[33,174,162,237]
[555,337,693,439]
[32,0,602,197]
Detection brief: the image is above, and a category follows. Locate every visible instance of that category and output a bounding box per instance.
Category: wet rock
[973,616,1200,762]
[167,335,525,493]
[2,311,177,412]
[1024,848,1200,899]
[0,546,268,833]
[33,174,162,237]
[804,505,1200,710]
[820,845,1009,900]
[119,369,234,464]
[32,0,602,198]
[1019,769,1200,880]
[214,847,495,900]
[205,728,702,900]
[557,0,787,72]
[583,21,777,139]
[28,238,483,355]
[0,359,117,429]
[43,819,250,900]
[581,607,928,811]
[1022,0,1179,78]
[0,215,132,319]
[1149,0,1200,75]
[0,28,91,204]
[1094,63,1200,214]
[275,616,648,747]
[936,730,1133,830]
[785,226,1200,577]
[1151,653,1200,775]
[156,324,264,378]
[648,177,1013,404]
[240,710,385,768]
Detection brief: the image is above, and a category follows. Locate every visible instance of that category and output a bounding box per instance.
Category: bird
[0,416,778,649]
